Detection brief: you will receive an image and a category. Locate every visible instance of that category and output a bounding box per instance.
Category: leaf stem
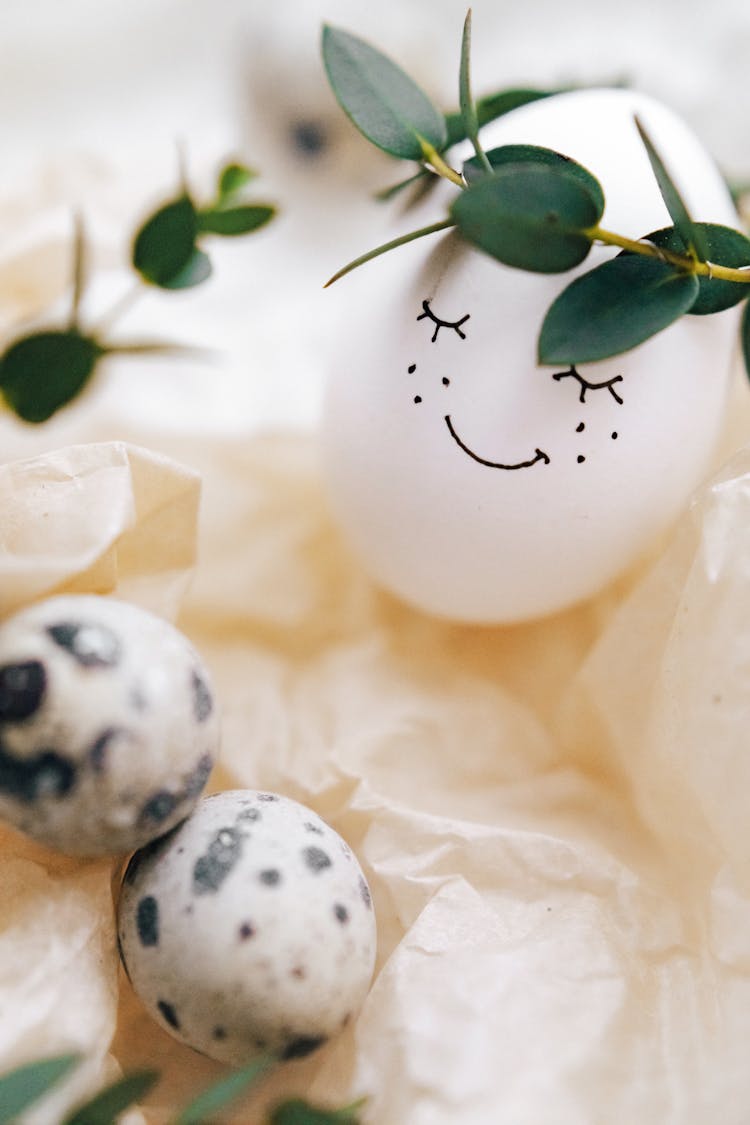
[419,140,464,187]
[590,225,750,284]
[93,281,144,335]
[69,213,86,330]
[459,10,492,176]
[324,219,455,286]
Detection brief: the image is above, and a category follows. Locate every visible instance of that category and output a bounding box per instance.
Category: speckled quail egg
[117,789,377,1065]
[322,88,741,623]
[0,594,218,855]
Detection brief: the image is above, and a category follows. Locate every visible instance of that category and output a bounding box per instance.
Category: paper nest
[3,429,750,1124]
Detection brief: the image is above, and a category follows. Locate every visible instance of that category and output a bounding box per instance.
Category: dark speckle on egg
[191,669,213,724]
[259,868,281,886]
[359,876,372,909]
[238,807,260,823]
[0,660,46,722]
[136,895,159,947]
[193,826,245,894]
[333,903,349,925]
[257,793,279,803]
[303,846,332,873]
[213,1026,227,1041]
[184,753,213,798]
[47,621,121,668]
[88,726,129,773]
[238,921,255,940]
[140,790,178,825]
[303,821,323,835]
[0,740,76,802]
[157,999,180,1030]
[281,1035,327,1060]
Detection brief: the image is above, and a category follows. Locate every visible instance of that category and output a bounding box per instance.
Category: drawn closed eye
[417,299,470,342]
[552,364,624,404]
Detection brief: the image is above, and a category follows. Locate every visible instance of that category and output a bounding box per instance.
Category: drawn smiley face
[321,88,740,623]
[409,298,624,472]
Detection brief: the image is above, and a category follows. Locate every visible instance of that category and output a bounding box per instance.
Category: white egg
[322,88,741,623]
[117,790,377,1066]
[0,595,219,855]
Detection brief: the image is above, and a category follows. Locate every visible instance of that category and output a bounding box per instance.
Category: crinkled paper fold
[4,430,750,1123]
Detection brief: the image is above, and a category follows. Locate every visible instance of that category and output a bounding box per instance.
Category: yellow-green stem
[590,225,750,284]
[419,141,464,188]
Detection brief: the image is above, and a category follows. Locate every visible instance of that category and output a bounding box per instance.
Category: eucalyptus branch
[591,226,750,284]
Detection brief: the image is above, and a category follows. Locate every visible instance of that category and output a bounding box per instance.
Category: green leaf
[538,254,699,364]
[63,1070,158,1125]
[451,163,599,273]
[741,300,750,383]
[634,115,710,263]
[458,11,491,175]
[173,1054,275,1124]
[159,248,212,290]
[269,1097,366,1125]
[444,87,563,147]
[217,161,257,202]
[622,223,750,315]
[322,25,446,160]
[197,205,275,237]
[0,330,102,423]
[132,196,199,287]
[463,143,605,215]
[325,219,455,287]
[0,1054,80,1123]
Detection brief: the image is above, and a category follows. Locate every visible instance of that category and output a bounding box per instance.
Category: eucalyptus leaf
[621,223,750,315]
[159,248,213,290]
[132,196,199,287]
[741,300,750,383]
[634,116,710,263]
[538,254,699,364]
[217,161,257,201]
[269,1097,365,1125]
[463,143,605,215]
[322,25,446,160]
[198,204,275,236]
[0,1054,80,1123]
[63,1070,158,1125]
[444,87,563,147]
[0,330,102,423]
[451,163,599,273]
[459,10,490,174]
[173,1054,275,1124]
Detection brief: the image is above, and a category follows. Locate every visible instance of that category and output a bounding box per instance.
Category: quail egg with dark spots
[117,789,377,1066]
[0,594,219,855]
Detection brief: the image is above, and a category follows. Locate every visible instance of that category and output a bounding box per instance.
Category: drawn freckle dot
[576,422,585,433]
[577,455,586,464]
[408,364,416,374]
[611,431,618,440]
[414,395,422,404]
[442,377,450,386]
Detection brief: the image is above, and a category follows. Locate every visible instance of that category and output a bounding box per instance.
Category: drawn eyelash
[552,365,624,405]
[417,299,470,342]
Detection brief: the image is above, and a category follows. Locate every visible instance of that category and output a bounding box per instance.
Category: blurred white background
[0,0,749,442]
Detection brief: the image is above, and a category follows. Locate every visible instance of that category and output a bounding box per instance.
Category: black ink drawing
[445,415,550,471]
[417,299,470,342]
[552,365,624,405]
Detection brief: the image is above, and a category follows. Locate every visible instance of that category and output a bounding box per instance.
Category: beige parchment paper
[4,414,750,1123]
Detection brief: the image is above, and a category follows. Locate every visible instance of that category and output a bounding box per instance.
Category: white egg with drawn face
[321,88,741,624]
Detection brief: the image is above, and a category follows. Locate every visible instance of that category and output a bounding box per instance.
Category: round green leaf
[63,1070,159,1125]
[741,300,750,383]
[0,331,101,423]
[197,204,275,236]
[132,196,198,287]
[463,144,605,217]
[623,224,750,315]
[322,25,446,160]
[539,255,699,364]
[217,161,257,201]
[451,163,598,274]
[159,248,212,290]
[0,1055,80,1124]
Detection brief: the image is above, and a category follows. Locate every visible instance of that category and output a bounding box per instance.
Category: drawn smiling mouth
[444,415,550,471]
